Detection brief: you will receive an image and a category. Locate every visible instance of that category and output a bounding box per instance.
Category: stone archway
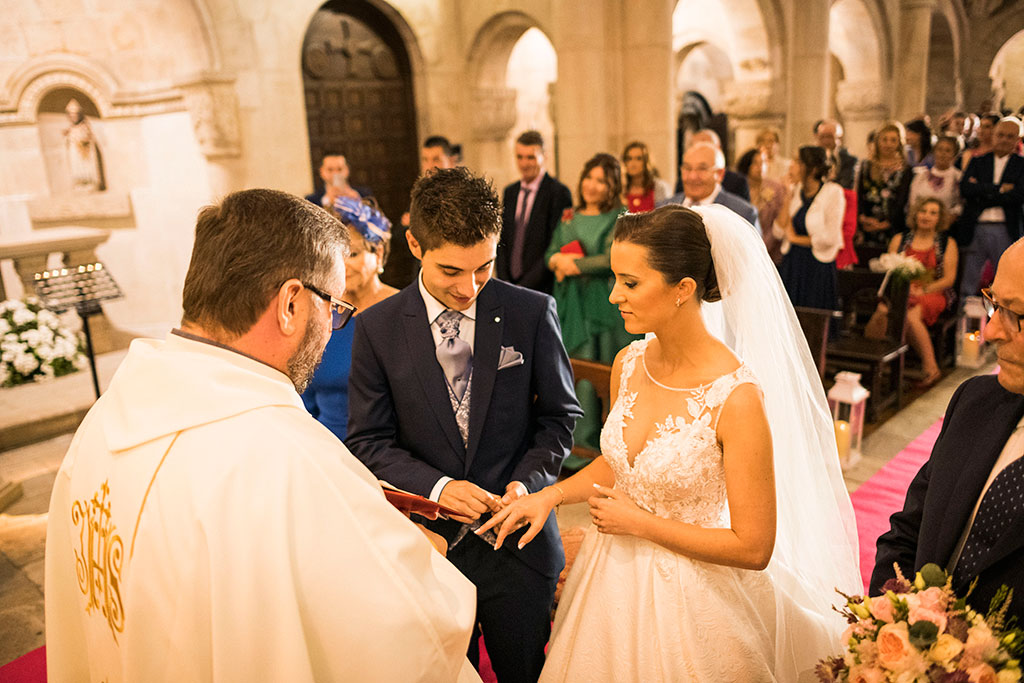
[990,29,1024,111]
[828,0,891,156]
[465,12,557,185]
[926,10,959,118]
[300,0,419,227]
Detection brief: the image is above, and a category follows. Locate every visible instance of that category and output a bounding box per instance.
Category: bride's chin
[622,318,649,335]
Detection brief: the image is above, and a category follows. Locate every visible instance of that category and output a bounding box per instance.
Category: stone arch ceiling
[0,0,215,97]
[673,0,781,82]
[466,11,550,89]
[829,0,885,84]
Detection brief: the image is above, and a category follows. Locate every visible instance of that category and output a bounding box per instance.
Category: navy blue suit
[346,277,582,681]
[657,187,762,234]
[871,375,1024,623]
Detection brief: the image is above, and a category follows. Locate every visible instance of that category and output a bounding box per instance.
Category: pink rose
[909,606,948,633]
[877,622,916,671]
[849,664,886,683]
[870,596,896,623]
[964,623,1000,665]
[966,663,998,683]
[917,586,949,613]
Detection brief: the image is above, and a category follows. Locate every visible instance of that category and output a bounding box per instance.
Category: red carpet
[850,417,943,592]
[0,645,45,682]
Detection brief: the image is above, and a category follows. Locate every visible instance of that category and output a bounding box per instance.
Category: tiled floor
[0,354,996,666]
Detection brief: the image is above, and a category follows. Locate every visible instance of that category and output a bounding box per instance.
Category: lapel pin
[494,316,501,323]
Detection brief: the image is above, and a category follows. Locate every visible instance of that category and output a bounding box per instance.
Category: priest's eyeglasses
[303,282,357,330]
[981,288,1022,334]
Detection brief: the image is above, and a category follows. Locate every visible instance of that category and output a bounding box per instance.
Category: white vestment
[45,333,481,682]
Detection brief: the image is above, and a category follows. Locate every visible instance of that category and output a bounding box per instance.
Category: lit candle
[834,419,851,466]
[962,331,980,364]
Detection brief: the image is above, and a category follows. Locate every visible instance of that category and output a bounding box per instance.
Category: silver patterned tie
[436,310,472,401]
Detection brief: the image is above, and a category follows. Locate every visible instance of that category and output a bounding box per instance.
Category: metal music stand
[32,262,124,400]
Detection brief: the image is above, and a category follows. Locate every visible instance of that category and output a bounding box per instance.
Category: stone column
[619,0,675,182]
[723,79,786,160]
[787,0,831,149]
[177,73,244,196]
[837,79,890,158]
[893,0,937,121]
[468,87,518,186]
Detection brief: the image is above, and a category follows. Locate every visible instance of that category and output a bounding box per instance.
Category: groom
[346,167,582,682]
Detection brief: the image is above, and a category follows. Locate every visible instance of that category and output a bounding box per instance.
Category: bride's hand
[476,487,561,550]
[589,485,648,536]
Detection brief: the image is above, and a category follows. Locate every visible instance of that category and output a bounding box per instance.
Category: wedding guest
[44,189,479,683]
[302,198,398,440]
[483,204,862,681]
[959,113,1000,170]
[305,153,371,210]
[546,153,638,461]
[737,147,785,263]
[905,118,935,168]
[757,126,791,184]
[621,141,672,213]
[775,146,846,310]
[856,121,913,248]
[887,197,959,388]
[814,118,858,189]
[871,238,1024,626]
[909,136,963,218]
[684,129,751,200]
[659,142,760,230]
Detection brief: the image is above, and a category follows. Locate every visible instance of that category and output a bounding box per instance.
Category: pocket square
[498,345,524,370]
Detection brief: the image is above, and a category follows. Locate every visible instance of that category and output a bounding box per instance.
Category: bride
[478,204,861,681]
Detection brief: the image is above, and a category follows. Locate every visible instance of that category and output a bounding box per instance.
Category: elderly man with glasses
[871,237,1024,625]
[44,189,482,682]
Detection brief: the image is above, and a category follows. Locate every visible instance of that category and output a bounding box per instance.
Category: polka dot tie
[953,454,1024,587]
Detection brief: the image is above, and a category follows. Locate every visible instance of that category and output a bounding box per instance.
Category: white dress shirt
[418,272,478,500]
[978,153,1012,224]
[684,184,722,208]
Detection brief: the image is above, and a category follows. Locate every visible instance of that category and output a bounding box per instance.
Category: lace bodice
[600,339,760,526]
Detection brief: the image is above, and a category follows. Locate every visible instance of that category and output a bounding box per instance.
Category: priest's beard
[287,314,329,394]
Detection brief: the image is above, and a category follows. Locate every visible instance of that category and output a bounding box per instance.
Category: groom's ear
[406,231,423,261]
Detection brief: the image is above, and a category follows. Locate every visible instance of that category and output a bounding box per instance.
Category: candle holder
[828,372,869,470]
[957,296,987,369]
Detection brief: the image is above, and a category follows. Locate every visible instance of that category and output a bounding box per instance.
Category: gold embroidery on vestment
[71,480,125,643]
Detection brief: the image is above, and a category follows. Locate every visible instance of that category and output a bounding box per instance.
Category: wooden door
[302,3,418,230]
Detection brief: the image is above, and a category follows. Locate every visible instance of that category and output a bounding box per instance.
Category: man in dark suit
[814,119,858,190]
[958,116,1024,300]
[347,167,582,682]
[871,238,1024,623]
[304,152,372,209]
[658,142,761,232]
[496,131,573,294]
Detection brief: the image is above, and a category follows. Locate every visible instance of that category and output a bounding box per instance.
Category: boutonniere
[561,208,575,223]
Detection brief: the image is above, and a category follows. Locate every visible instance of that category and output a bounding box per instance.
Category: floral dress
[856,160,912,248]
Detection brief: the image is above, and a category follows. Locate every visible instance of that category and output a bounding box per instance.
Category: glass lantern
[957,296,987,369]
[827,372,869,470]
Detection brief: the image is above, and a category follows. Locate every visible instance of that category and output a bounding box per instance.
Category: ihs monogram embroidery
[71,480,125,643]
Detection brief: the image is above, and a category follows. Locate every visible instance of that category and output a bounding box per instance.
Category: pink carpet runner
[850,417,943,592]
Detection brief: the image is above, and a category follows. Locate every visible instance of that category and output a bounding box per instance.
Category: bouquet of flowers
[869,253,929,296]
[1,298,86,387]
[817,563,1023,683]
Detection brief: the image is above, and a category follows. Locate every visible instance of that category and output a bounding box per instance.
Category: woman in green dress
[546,153,639,463]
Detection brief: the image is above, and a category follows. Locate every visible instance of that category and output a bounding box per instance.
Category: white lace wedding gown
[541,339,783,682]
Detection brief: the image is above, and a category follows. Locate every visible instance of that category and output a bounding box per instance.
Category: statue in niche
[64,99,105,192]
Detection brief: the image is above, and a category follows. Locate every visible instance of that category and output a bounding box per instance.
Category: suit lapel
[927,388,1024,564]
[528,175,552,229]
[465,282,502,474]
[401,290,465,455]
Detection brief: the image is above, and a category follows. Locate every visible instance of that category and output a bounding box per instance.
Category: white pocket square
[497,346,524,370]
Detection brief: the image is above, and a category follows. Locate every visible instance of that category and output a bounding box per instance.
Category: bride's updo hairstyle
[613,205,721,302]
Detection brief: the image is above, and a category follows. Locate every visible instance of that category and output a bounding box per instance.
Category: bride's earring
[675,296,682,308]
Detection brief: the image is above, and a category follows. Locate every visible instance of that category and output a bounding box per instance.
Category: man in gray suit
[658,142,761,232]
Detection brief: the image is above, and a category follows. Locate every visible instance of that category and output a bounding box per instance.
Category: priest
[44,189,480,682]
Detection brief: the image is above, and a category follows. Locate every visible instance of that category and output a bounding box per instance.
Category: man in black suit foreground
[871,238,1024,623]
[496,130,573,294]
[347,166,582,682]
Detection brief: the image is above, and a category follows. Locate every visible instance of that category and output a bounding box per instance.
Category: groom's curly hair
[614,205,721,302]
[409,167,501,252]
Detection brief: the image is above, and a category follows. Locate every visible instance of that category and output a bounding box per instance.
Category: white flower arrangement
[869,254,929,297]
[0,298,87,388]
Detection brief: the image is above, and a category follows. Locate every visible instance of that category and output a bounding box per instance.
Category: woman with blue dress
[301,197,397,440]
[774,145,846,310]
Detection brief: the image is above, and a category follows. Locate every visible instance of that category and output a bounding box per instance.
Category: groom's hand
[439,480,501,523]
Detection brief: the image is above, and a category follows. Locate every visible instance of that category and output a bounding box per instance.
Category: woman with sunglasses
[301,198,397,440]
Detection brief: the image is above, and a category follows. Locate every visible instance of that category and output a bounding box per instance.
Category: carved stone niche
[470,87,518,142]
[176,74,241,159]
[836,79,888,121]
